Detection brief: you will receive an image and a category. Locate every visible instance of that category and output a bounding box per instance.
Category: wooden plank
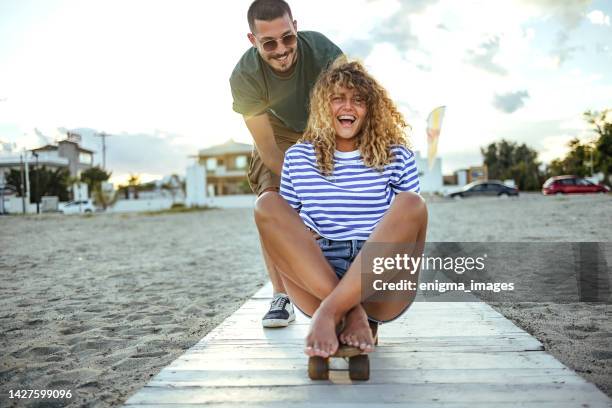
[164,351,571,371]
[238,298,495,310]
[124,383,611,405]
[204,324,526,340]
[148,367,584,387]
[188,336,543,353]
[124,283,611,407]
[126,403,612,408]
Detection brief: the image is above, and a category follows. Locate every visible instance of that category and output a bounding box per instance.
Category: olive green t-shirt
[230,31,342,133]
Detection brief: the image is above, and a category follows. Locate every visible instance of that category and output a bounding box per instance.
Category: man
[230,0,342,327]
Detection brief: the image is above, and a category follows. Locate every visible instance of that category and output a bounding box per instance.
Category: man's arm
[244,114,284,176]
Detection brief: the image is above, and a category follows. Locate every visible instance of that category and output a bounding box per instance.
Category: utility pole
[33,151,40,214]
[95,132,112,170]
[24,149,30,212]
[20,153,25,213]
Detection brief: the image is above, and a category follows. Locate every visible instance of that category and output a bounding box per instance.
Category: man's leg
[250,114,302,328]
[261,237,286,294]
[257,187,296,328]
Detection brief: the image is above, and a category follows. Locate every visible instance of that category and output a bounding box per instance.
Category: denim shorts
[316,237,366,279]
[314,236,412,325]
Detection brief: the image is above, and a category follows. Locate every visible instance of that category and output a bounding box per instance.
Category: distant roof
[198,139,253,156]
[31,144,57,152]
[32,139,94,154]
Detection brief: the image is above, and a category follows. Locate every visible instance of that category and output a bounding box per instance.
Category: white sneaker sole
[262,314,296,328]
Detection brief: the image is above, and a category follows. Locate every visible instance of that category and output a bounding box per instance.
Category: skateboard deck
[307,322,378,381]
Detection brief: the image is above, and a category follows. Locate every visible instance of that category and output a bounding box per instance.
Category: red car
[542,176,610,195]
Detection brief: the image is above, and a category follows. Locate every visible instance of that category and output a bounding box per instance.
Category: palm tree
[127,174,140,199]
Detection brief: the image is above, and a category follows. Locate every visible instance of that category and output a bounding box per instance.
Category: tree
[161,174,182,203]
[6,166,70,202]
[480,139,542,191]
[584,109,612,185]
[545,138,592,178]
[93,185,119,210]
[127,174,140,199]
[546,109,611,185]
[80,166,111,196]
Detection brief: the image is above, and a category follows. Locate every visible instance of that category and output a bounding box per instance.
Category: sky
[0,0,611,185]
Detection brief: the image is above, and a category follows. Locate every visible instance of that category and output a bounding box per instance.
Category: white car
[59,199,95,214]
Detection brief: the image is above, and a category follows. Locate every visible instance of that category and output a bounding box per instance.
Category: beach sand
[426,193,612,397]
[1,208,267,407]
[0,193,611,406]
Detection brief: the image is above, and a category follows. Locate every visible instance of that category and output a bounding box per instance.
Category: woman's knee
[254,191,284,225]
[365,296,416,323]
[393,192,427,222]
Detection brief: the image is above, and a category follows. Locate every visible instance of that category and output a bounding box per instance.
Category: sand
[1,208,267,407]
[426,193,612,397]
[0,193,611,407]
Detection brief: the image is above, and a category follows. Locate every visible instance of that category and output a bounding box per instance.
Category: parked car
[59,199,95,214]
[542,176,610,195]
[447,180,519,198]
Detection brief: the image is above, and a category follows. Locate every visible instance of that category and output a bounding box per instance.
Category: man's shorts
[247,113,302,196]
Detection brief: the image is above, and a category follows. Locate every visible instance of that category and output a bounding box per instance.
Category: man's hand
[244,114,284,176]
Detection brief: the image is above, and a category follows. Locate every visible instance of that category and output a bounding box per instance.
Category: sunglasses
[259,33,297,52]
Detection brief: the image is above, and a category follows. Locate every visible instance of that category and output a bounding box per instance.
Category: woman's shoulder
[286,142,315,158]
[389,144,416,162]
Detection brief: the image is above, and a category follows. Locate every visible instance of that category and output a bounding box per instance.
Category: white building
[413,151,444,193]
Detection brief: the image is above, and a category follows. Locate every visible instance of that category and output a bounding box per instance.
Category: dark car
[542,175,610,195]
[448,180,519,198]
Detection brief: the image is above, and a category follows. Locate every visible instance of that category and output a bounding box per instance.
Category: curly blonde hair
[300,56,411,176]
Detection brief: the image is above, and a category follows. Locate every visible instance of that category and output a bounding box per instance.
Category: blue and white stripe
[280,143,420,240]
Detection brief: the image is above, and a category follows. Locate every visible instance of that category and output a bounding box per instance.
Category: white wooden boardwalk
[124,283,612,407]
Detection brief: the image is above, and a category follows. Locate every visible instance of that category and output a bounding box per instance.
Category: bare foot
[338,305,375,353]
[304,306,339,358]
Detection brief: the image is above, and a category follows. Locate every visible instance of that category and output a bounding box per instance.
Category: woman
[254,57,428,358]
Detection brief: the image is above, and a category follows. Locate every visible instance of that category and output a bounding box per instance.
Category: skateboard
[308,322,378,381]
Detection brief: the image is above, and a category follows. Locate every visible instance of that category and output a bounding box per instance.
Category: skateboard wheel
[308,356,329,380]
[349,354,370,381]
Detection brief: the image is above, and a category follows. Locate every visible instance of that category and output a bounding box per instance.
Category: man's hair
[247,0,293,33]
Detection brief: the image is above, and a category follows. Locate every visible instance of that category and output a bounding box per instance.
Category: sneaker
[262,293,295,328]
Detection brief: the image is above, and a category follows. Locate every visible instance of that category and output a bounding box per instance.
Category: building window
[235,155,247,169]
[79,152,92,164]
[206,158,217,171]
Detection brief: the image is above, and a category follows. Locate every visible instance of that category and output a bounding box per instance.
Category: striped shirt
[280,143,420,240]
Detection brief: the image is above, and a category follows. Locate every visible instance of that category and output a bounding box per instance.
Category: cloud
[0,140,16,154]
[33,128,52,146]
[465,36,508,76]
[522,0,591,29]
[343,0,439,58]
[552,31,585,66]
[586,10,611,25]
[342,39,375,59]
[595,43,611,54]
[493,90,530,113]
[525,0,592,66]
[58,127,196,179]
